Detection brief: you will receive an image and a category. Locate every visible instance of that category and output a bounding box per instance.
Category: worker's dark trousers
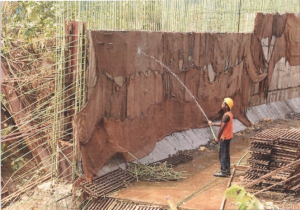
[219,139,231,174]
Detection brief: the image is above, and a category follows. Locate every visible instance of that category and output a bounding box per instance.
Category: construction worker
[208,98,234,177]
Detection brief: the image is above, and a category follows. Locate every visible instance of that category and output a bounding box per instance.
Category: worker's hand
[215,138,219,143]
[208,121,213,126]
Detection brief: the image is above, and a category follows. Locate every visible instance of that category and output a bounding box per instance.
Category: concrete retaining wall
[98,97,300,176]
[246,97,300,123]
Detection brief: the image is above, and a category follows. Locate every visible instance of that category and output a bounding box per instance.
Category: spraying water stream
[138,49,218,143]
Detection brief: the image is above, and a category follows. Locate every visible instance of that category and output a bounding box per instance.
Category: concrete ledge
[137,119,246,165]
[98,119,246,176]
[246,97,300,123]
[98,97,300,176]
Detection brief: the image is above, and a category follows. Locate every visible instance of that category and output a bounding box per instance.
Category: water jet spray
[139,50,219,151]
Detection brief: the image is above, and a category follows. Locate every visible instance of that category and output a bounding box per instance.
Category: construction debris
[166,195,177,210]
[149,154,193,167]
[286,112,300,120]
[127,162,187,182]
[243,128,300,193]
[199,146,208,152]
[1,173,51,206]
[4,181,73,210]
[262,118,273,123]
[80,169,135,199]
[88,197,164,210]
[78,154,191,209]
[125,154,192,182]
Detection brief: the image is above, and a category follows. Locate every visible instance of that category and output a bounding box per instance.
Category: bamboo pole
[72,0,80,183]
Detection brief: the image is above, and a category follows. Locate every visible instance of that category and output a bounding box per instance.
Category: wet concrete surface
[112,136,251,209]
[111,119,300,209]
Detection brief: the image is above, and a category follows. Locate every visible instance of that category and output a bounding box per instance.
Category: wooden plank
[220,168,236,210]
[234,165,249,171]
[244,159,300,188]
[254,173,300,195]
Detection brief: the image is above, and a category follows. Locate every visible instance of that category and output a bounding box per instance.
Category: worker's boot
[214,172,227,177]
[225,169,231,176]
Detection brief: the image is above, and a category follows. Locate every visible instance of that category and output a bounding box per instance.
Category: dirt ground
[2,118,299,209]
[111,118,300,210]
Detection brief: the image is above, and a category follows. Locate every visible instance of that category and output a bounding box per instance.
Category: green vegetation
[1,125,13,137]
[1,93,9,112]
[2,0,299,41]
[11,157,25,171]
[1,1,55,41]
[1,143,6,166]
[225,184,280,210]
[225,184,264,210]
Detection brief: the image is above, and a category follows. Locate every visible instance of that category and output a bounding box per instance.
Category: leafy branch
[225,184,264,210]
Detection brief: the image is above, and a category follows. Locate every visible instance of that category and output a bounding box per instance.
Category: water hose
[209,124,219,151]
[139,50,220,151]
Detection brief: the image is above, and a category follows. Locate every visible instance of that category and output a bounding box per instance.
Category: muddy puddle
[111,119,300,209]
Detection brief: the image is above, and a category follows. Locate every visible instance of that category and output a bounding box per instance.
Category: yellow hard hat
[224,98,234,109]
